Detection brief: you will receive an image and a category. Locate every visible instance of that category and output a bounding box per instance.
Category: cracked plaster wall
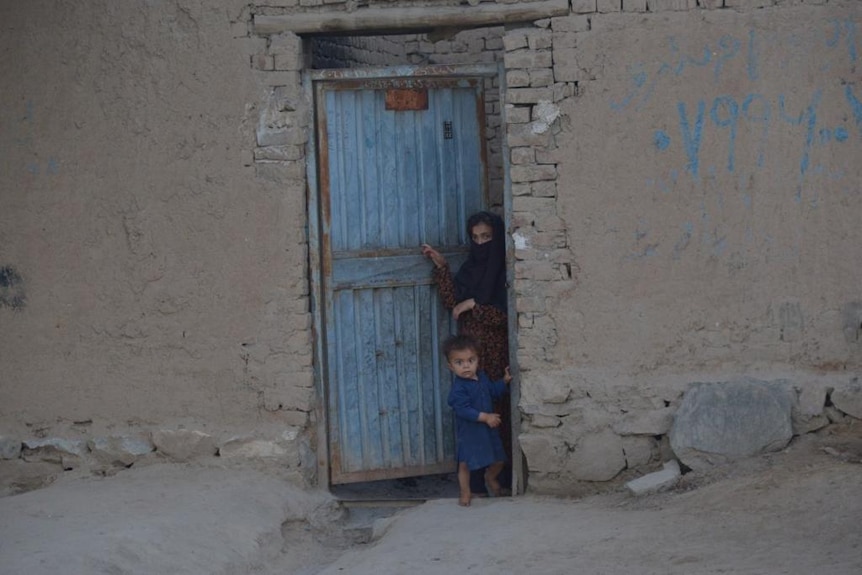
[2,0,861,494]
[0,1,312,439]
[508,0,862,491]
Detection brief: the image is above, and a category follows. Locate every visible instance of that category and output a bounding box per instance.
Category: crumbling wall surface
[509,0,862,492]
[0,0,314,470]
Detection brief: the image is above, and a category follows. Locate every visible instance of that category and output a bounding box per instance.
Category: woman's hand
[452,298,476,320]
[420,244,447,268]
[503,366,512,385]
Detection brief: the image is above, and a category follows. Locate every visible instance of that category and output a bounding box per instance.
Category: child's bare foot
[458,491,472,507]
[485,475,502,497]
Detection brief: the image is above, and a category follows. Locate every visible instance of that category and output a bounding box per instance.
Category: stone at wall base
[625,459,681,496]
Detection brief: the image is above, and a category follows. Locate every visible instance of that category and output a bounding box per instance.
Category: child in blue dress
[444,334,511,507]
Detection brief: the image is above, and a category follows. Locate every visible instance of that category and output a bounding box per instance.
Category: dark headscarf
[454,211,507,312]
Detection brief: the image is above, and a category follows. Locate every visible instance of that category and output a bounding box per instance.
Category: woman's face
[470,222,493,245]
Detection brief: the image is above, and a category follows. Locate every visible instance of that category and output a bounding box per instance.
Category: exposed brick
[269,32,303,54]
[513,247,537,261]
[504,49,553,70]
[254,145,305,162]
[527,30,553,51]
[570,0,598,13]
[230,20,249,38]
[256,126,308,147]
[274,52,303,71]
[535,147,566,164]
[553,48,580,82]
[623,0,648,11]
[511,147,536,165]
[273,85,304,111]
[552,31,577,50]
[506,69,531,88]
[515,295,549,313]
[512,182,533,197]
[511,164,558,183]
[597,0,622,12]
[647,0,698,10]
[505,105,532,124]
[502,32,529,52]
[553,82,576,102]
[552,14,591,33]
[485,35,504,51]
[514,196,557,217]
[532,214,567,232]
[530,181,557,197]
[507,123,553,147]
[515,261,566,281]
[528,231,568,250]
[508,87,555,105]
[530,69,555,87]
[725,0,775,6]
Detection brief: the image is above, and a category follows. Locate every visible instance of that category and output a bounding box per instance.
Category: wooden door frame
[304,63,520,492]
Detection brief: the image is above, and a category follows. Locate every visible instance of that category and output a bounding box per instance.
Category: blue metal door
[313,70,488,484]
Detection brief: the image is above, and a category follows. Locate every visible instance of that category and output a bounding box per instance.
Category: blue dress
[447,371,508,471]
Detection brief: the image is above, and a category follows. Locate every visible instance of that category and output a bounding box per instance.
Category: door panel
[316,75,487,484]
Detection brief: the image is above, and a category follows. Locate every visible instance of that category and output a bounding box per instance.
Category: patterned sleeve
[472,303,507,328]
[434,265,508,327]
[432,264,458,310]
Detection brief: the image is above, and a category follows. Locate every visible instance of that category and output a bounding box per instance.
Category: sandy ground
[1,426,861,575]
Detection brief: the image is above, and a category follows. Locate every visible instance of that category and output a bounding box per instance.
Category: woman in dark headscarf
[421,211,511,494]
[422,211,508,380]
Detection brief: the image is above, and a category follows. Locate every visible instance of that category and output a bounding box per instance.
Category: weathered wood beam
[253,0,570,36]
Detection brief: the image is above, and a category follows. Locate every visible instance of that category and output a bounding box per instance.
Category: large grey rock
[621,435,655,468]
[88,434,155,467]
[792,382,831,434]
[831,378,862,420]
[528,414,562,428]
[612,407,674,435]
[152,430,217,461]
[566,428,626,481]
[521,371,573,405]
[218,429,301,467]
[21,438,87,469]
[824,405,849,424]
[519,433,565,474]
[669,379,794,472]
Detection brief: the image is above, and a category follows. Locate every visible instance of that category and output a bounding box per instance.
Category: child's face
[447,347,480,380]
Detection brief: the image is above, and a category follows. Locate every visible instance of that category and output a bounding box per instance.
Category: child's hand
[503,366,512,384]
[479,412,502,428]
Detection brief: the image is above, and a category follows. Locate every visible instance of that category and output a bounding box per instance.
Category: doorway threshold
[330,472,461,503]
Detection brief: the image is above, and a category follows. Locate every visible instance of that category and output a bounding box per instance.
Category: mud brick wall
[507,0,862,493]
